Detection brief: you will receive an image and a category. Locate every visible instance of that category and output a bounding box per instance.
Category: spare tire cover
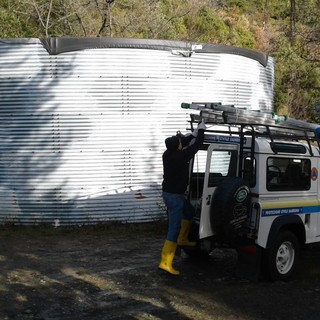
[210,177,251,243]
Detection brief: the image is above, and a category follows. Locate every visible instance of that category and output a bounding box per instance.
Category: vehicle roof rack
[182,102,319,131]
[182,102,320,157]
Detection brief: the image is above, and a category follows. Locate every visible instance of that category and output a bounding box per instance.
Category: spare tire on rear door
[210,177,251,244]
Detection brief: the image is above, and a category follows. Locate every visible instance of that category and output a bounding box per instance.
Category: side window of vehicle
[267,157,311,191]
[243,156,256,187]
[189,149,207,199]
[208,150,238,187]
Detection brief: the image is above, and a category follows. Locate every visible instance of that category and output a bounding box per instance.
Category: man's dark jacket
[162,130,204,194]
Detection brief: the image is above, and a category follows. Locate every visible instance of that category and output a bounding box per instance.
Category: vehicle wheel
[210,177,251,244]
[263,230,300,281]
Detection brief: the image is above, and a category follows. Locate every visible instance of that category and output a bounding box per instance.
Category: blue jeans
[162,192,195,242]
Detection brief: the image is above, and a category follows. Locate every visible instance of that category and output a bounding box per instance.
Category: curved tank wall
[0,38,274,225]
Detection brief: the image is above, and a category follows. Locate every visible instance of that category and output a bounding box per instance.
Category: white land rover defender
[183,102,320,281]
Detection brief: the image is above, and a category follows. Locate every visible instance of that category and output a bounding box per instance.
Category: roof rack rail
[182,102,320,133]
[182,102,320,156]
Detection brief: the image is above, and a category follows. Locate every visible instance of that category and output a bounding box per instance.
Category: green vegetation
[0,0,319,120]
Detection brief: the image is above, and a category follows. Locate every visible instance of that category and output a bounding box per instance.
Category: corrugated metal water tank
[0,38,274,225]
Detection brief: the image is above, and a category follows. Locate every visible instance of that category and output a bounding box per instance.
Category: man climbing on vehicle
[159,121,206,275]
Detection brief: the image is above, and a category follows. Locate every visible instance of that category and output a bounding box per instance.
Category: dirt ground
[1,222,320,320]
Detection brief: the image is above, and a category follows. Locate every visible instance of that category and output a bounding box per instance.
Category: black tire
[210,177,251,244]
[263,230,300,281]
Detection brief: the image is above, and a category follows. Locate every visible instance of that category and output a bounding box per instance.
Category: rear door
[199,143,239,239]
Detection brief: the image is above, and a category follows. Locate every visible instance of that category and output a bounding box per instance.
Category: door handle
[206,194,211,205]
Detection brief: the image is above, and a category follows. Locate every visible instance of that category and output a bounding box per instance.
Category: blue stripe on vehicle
[262,205,320,217]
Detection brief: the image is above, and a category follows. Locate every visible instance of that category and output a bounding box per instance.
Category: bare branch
[75,13,87,37]
[31,0,46,29]
[98,0,115,37]
[45,0,53,37]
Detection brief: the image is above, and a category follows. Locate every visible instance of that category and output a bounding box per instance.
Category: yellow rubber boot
[158,240,180,275]
[177,219,196,247]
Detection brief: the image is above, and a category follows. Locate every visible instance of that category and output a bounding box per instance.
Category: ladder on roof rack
[182,102,320,162]
[182,102,320,133]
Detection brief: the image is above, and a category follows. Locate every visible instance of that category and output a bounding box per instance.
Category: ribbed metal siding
[0,38,274,225]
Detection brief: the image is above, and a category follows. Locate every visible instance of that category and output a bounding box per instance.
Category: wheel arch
[266,215,306,249]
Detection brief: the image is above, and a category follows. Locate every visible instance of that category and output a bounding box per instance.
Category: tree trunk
[290,0,296,42]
